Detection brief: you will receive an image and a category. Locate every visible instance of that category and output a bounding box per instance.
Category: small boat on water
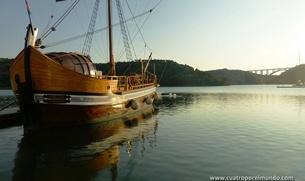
[9,0,159,130]
[277,80,305,88]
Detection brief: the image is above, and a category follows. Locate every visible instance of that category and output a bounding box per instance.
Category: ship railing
[127,72,157,90]
[118,72,157,91]
[91,72,156,91]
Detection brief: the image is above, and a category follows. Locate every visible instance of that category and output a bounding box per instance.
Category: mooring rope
[0,97,17,111]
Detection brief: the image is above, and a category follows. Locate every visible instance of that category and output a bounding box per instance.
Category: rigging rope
[39,0,81,41]
[0,97,17,112]
[112,0,159,60]
[116,0,163,75]
[126,1,147,53]
[116,0,133,61]
[82,0,100,55]
[158,60,168,84]
[125,0,163,60]
[41,8,154,48]
[39,0,164,73]
[41,3,57,37]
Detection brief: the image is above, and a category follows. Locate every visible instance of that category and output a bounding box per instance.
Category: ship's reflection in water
[12,106,157,181]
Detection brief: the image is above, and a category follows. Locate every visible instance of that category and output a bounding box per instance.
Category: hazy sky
[1,0,305,71]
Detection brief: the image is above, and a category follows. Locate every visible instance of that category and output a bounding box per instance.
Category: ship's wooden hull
[10,46,118,94]
[9,46,157,129]
[28,87,156,126]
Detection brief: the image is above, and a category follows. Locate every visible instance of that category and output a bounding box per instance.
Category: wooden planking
[9,51,26,92]
[29,46,118,93]
[9,46,118,94]
[10,46,157,95]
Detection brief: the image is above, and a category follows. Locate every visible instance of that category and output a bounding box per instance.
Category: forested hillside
[266,64,305,84]
[2,57,304,88]
[207,68,275,85]
[0,59,228,88]
[0,58,12,88]
[95,60,228,86]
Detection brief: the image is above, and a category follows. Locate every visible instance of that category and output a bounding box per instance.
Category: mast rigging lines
[38,0,81,42]
[116,0,133,62]
[40,8,154,49]
[82,0,100,55]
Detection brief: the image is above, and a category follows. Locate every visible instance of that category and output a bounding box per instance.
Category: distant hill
[206,68,275,85]
[2,57,304,88]
[0,58,12,88]
[207,64,305,85]
[95,60,228,86]
[266,64,305,84]
[0,59,227,88]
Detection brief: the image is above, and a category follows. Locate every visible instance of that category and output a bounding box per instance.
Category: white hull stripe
[33,87,156,106]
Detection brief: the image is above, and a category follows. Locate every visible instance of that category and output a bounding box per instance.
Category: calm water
[1,85,305,180]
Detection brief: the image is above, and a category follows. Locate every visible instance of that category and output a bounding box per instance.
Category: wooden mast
[108,0,116,75]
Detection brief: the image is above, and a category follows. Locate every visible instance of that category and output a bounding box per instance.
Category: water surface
[0,85,304,180]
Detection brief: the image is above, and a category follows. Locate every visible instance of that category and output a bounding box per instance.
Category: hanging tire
[130,100,139,110]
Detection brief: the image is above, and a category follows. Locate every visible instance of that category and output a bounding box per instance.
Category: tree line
[95,59,228,86]
[2,57,304,88]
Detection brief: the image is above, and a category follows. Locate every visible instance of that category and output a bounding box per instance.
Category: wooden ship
[9,0,158,130]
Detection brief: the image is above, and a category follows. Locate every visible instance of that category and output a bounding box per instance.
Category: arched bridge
[248,67,292,75]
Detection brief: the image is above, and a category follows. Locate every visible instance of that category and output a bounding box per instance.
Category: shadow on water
[12,106,158,181]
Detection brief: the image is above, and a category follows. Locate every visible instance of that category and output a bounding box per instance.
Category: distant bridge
[248,67,292,75]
